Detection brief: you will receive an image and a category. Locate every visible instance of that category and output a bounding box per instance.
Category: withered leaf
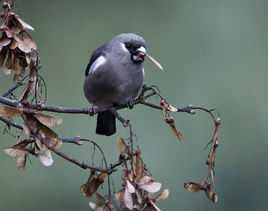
[3,140,30,170]
[0,46,8,66]
[33,113,63,127]
[0,35,11,49]
[5,13,34,35]
[80,172,107,198]
[0,105,22,118]
[165,116,183,141]
[23,114,62,149]
[36,140,54,167]
[126,180,136,194]
[117,137,128,156]
[184,182,206,192]
[123,186,134,210]
[155,189,169,201]
[139,181,162,193]
[14,31,37,53]
[205,190,218,203]
[132,152,144,181]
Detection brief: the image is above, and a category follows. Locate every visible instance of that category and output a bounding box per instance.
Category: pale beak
[147,54,164,71]
[136,46,164,71]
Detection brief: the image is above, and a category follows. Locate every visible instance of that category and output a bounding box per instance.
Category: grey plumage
[84,33,146,136]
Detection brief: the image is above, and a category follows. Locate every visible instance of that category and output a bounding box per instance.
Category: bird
[83,33,163,136]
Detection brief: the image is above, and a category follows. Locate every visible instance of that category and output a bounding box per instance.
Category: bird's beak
[136,46,164,71]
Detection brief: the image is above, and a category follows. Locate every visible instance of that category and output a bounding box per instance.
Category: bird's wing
[85,44,108,76]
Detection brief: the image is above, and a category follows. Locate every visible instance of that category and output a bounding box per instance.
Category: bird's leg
[127,100,136,109]
[87,105,99,116]
[109,107,129,127]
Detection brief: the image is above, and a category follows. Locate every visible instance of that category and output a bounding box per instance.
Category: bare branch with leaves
[0,1,222,210]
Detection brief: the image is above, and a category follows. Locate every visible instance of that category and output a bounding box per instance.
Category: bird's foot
[127,100,136,109]
[88,106,97,116]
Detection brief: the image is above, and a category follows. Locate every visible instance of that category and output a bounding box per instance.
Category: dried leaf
[205,191,218,203]
[89,202,97,210]
[80,172,107,198]
[23,114,62,149]
[126,180,136,194]
[0,105,22,118]
[155,189,169,201]
[117,137,128,156]
[132,152,144,181]
[138,176,153,185]
[38,147,53,167]
[165,116,183,141]
[16,16,34,31]
[3,140,29,170]
[33,113,63,127]
[0,46,8,66]
[14,31,37,53]
[184,182,206,192]
[124,187,134,210]
[139,182,161,193]
[95,192,106,207]
[0,35,11,48]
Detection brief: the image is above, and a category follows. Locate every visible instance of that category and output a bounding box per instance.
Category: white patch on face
[89,56,106,74]
[137,46,146,54]
[120,42,129,53]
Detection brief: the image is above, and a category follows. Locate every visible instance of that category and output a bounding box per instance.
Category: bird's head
[111,33,163,70]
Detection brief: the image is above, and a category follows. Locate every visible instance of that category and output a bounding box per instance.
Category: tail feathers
[96,111,116,136]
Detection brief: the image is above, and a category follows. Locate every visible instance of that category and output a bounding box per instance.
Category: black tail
[96,110,116,136]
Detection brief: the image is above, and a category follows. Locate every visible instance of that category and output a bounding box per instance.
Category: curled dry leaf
[3,140,30,170]
[14,31,37,53]
[33,112,63,127]
[3,13,34,35]
[139,181,162,193]
[155,189,169,201]
[206,190,218,203]
[4,147,27,170]
[0,105,22,118]
[124,185,134,210]
[80,171,107,198]
[184,182,206,193]
[165,116,183,141]
[184,181,218,203]
[117,137,128,158]
[35,140,54,167]
[23,114,62,149]
[132,151,144,181]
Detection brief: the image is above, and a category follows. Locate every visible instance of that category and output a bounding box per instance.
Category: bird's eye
[125,42,134,50]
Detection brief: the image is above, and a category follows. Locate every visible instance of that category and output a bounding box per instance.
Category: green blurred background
[1,0,268,210]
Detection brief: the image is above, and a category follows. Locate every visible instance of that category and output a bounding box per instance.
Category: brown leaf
[117,137,128,156]
[184,182,206,192]
[4,13,34,35]
[35,140,54,167]
[123,186,134,210]
[14,31,37,53]
[155,189,169,201]
[0,105,22,118]
[139,181,162,193]
[0,46,8,66]
[80,172,107,198]
[205,190,218,203]
[165,116,183,141]
[33,113,63,127]
[132,151,144,181]
[0,35,11,49]
[23,114,62,149]
[3,140,30,170]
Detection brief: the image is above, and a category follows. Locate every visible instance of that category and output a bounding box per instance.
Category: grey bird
[83,33,163,136]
